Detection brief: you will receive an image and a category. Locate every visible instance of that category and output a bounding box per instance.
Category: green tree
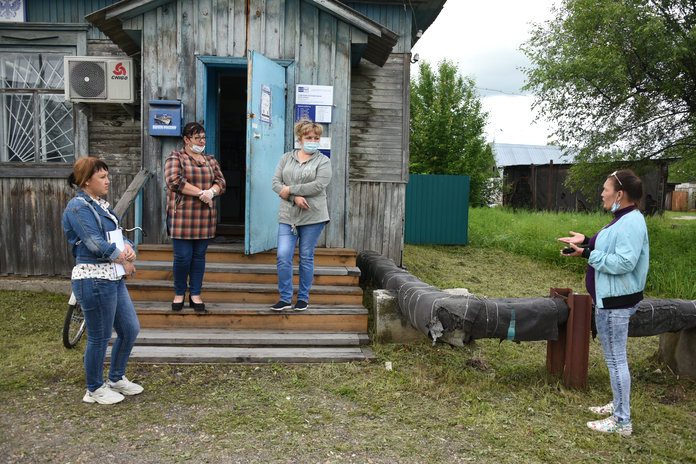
[410,60,496,206]
[523,0,696,194]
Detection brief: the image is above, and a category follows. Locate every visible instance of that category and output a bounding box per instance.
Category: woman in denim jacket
[558,169,649,436]
[62,157,142,405]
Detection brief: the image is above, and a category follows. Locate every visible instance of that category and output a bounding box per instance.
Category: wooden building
[0,0,447,276]
[493,143,669,215]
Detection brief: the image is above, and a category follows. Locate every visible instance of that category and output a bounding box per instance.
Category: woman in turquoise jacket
[558,169,649,436]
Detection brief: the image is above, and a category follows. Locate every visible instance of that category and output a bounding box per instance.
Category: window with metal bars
[0,50,74,162]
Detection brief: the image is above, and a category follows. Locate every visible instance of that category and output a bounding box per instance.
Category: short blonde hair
[294,119,323,139]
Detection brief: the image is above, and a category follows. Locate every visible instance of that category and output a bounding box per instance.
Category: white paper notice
[107,229,126,277]
[314,105,332,123]
[295,85,333,105]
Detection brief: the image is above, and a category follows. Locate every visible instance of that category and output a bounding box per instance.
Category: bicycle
[61,226,144,349]
[62,292,86,349]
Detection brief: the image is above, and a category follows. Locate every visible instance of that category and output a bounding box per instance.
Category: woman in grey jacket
[558,169,649,436]
[270,120,332,311]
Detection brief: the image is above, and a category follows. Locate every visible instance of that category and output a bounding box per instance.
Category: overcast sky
[411,0,557,146]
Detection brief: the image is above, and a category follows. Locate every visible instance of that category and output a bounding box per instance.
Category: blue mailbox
[149,100,183,136]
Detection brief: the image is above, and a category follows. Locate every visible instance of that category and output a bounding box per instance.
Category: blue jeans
[72,278,140,392]
[276,222,325,302]
[594,303,639,422]
[171,238,210,296]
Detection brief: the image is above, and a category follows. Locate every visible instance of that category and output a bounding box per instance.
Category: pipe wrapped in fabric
[358,250,569,343]
[630,299,696,336]
[358,250,696,343]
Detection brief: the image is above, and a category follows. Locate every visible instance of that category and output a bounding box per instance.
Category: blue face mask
[303,142,320,154]
[611,193,621,213]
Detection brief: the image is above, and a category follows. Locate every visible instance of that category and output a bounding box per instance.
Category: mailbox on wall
[149,100,183,136]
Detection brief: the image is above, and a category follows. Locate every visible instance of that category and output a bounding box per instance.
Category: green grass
[2,243,696,463]
[467,207,696,299]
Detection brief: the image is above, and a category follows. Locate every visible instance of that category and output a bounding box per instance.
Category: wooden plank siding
[347,181,405,265]
[0,173,137,276]
[25,0,122,40]
[136,0,356,248]
[349,54,410,183]
[0,34,140,276]
[2,0,416,275]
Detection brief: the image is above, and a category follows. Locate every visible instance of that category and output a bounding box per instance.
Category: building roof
[85,0,399,66]
[492,143,576,167]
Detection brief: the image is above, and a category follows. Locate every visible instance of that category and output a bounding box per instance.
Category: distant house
[0,0,448,276]
[492,143,668,214]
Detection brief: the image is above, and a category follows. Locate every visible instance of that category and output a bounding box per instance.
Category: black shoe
[270,300,292,311]
[171,298,184,311]
[189,296,206,312]
[294,300,308,311]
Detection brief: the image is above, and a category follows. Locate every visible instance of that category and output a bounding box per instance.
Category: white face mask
[190,144,205,154]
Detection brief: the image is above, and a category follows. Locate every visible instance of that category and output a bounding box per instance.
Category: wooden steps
[127,281,363,305]
[109,345,375,364]
[121,244,371,364]
[120,328,371,346]
[135,244,359,266]
[133,302,368,331]
[132,260,360,286]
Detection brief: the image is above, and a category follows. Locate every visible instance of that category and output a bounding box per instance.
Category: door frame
[195,56,295,251]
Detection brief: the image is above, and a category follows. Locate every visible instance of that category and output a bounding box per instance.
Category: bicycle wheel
[63,293,86,349]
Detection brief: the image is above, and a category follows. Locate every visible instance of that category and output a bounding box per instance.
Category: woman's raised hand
[557,230,585,245]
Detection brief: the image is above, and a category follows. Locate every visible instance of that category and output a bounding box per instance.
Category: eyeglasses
[610,171,622,186]
[190,135,206,141]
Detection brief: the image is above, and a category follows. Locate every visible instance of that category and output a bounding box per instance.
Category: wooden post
[546,288,591,389]
[546,288,571,377]
[563,293,592,389]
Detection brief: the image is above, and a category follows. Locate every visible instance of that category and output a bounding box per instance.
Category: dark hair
[182,122,205,139]
[68,157,109,189]
[608,169,643,204]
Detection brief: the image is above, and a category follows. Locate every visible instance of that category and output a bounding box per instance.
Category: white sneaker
[589,402,614,415]
[83,384,125,404]
[587,415,632,436]
[107,375,144,395]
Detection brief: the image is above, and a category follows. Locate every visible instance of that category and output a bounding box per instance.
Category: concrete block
[659,328,696,378]
[372,289,424,343]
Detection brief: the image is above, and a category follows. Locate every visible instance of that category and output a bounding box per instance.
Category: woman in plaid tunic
[165,122,226,312]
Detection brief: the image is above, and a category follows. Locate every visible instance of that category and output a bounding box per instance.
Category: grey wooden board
[126,280,363,295]
[132,301,368,315]
[112,328,370,346]
[134,261,360,276]
[112,170,151,218]
[106,346,376,363]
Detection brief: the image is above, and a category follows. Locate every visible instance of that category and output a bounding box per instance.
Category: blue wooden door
[245,50,286,254]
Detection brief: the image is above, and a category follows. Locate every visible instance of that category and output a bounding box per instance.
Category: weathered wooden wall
[0,37,140,276]
[347,181,405,265]
[347,54,409,264]
[0,168,136,276]
[26,0,122,40]
[136,0,355,249]
[349,54,410,183]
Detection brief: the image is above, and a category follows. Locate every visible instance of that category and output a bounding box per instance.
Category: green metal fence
[405,174,470,245]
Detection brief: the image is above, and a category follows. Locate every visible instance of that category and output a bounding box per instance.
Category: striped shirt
[165,148,226,240]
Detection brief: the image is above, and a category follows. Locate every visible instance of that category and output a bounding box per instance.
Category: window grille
[0,51,74,162]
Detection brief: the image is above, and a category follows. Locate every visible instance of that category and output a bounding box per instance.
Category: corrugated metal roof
[492,143,575,167]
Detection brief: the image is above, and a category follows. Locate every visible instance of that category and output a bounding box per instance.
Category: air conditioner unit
[64,56,135,103]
